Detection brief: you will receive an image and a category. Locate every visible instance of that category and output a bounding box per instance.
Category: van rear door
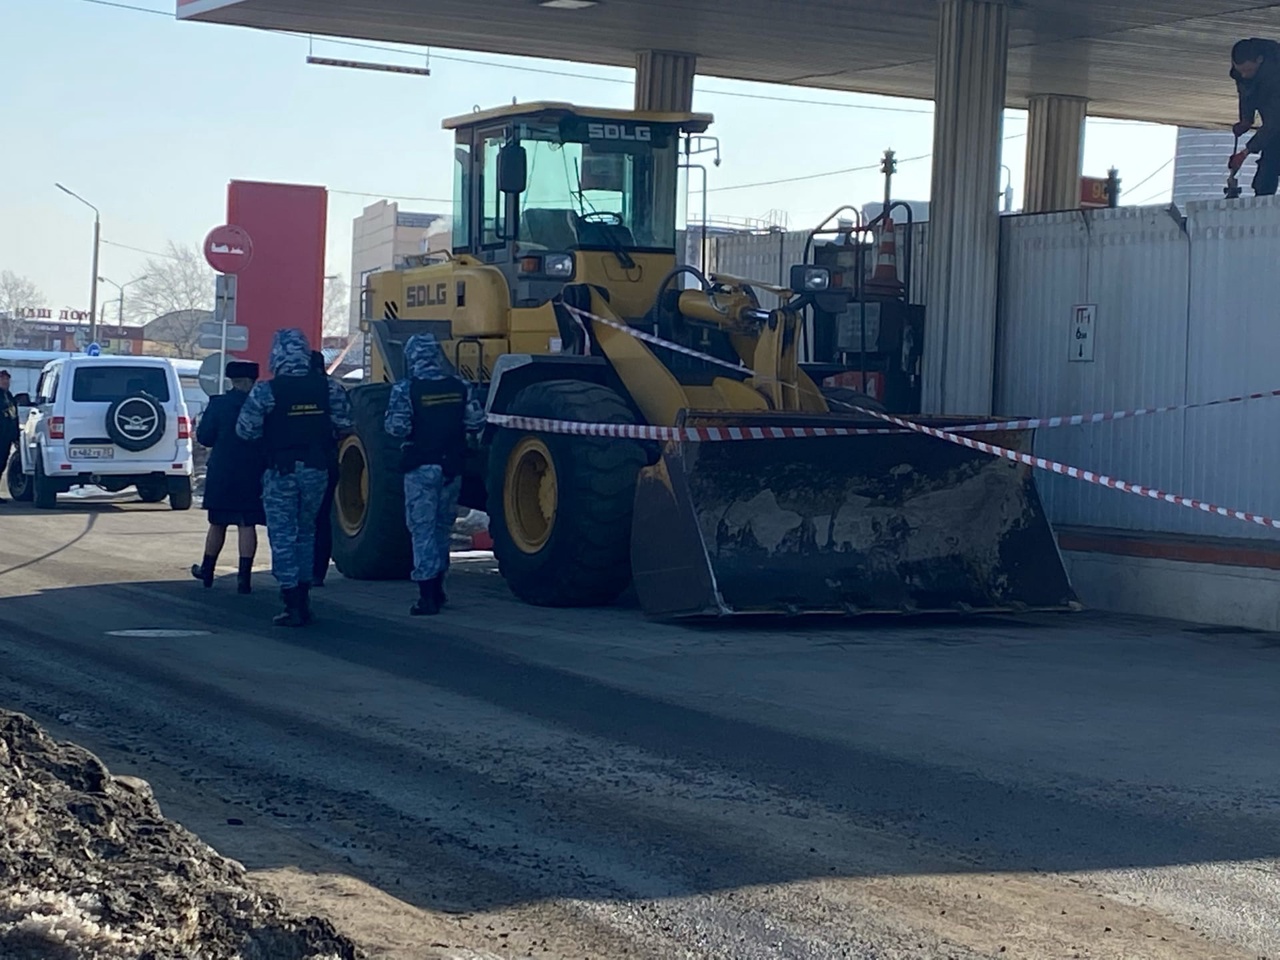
[65,364,180,464]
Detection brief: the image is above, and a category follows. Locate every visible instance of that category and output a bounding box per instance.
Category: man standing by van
[0,370,19,503]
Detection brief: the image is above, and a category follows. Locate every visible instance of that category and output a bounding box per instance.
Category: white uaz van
[6,356,195,510]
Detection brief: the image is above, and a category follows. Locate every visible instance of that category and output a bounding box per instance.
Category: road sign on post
[203,225,254,275]
[198,352,226,398]
[198,322,248,352]
[208,271,243,395]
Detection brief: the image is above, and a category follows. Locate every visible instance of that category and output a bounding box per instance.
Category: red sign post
[203,224,254,275]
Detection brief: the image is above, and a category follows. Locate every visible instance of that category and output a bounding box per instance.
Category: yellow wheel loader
[333,102,1076,617]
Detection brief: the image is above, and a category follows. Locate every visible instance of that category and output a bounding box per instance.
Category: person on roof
[236,329,353,627]
[1230,38,1280,195]
[384,334,484,616]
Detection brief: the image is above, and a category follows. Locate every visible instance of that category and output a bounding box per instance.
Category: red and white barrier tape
[947,388,1280,434]
[563,300,1280,436]
[563,302,752,376]
[857,407,1280,530]
[486,413,897,441]
[549,299,1280,529]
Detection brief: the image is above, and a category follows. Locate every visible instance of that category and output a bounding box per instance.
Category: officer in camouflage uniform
[385,334,483,616]
[237,329,353,626]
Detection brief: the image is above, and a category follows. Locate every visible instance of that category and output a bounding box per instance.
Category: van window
[38,366,61,404]
[72,366,171,403]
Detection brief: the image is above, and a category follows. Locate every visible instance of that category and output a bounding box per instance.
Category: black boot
[190,554,216,588]
[434,574,448,609]
[272,587,306,627]
[237,558,253,595]
[297,583,314,625]
[410,578,442,616]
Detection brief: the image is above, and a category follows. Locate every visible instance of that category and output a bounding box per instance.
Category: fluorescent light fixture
[306,56,431,76]
[539,0,598,8]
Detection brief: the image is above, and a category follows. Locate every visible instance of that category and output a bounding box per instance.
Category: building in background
[1172,127,1253,205]
[0,318,144,355]
[349,201,450,332]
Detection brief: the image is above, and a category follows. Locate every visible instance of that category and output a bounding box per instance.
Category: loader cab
[444,103,712,315]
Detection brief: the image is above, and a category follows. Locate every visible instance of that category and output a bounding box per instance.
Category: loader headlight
[544,253,575,278]
[790,265,831,292]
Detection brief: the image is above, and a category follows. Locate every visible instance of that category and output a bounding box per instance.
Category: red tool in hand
[1226,132,1248,198]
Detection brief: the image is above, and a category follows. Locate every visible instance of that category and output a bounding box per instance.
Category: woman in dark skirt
[190,361,267,593]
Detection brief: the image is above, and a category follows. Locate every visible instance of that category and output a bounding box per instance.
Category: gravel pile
[0,709,360,960]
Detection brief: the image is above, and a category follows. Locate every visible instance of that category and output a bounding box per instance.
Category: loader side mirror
[498,144,528,195]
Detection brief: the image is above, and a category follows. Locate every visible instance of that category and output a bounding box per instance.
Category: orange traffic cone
[865,217,904,297]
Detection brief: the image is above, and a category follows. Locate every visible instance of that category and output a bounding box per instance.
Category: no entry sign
[203,224,254,275]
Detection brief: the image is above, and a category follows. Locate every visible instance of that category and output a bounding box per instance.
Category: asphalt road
[1,495,1278,959]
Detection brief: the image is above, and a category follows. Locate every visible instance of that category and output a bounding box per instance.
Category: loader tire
[331,383,413,581]
[489,380,645,607]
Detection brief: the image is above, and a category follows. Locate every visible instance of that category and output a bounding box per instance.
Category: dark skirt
[207,508,266,528]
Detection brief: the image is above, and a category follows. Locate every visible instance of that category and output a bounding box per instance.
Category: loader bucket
[630,415,1076,619]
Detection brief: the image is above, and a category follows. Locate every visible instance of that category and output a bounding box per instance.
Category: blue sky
[3,0,1178,315]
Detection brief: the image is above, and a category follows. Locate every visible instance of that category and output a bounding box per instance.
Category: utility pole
[56,183,101,345]
[98,275,146,331]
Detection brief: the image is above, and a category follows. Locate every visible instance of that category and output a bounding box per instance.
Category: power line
[1122,157,1175,197]
[79,0,168,12]
[708,157,920,193]
[329,188,452,204]
[102,238,182,260]
[709,132,1026,193]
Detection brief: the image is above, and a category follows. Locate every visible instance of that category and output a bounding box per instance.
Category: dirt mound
[0,709,360,960]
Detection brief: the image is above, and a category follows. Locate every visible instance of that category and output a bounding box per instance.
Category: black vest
[265,374,332,473]
[402,377,468,479]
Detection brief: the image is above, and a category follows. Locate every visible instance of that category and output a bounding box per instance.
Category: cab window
[480,133,507,246]
[452,141,472,252]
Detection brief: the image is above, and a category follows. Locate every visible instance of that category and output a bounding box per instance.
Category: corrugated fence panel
[997,207,1191,534]
[1182,198,1280,540]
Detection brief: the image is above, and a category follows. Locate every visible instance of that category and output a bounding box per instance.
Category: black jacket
[1234,40,1280,155]
[197,389,266,514]
[0,389,18,444]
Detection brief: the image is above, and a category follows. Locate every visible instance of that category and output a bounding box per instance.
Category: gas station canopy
[177,0,1273,127]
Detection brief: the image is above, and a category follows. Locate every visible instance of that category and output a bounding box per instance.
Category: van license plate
[69,446,115,460]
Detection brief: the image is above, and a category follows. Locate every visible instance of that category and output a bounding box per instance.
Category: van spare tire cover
[106,394,167,452]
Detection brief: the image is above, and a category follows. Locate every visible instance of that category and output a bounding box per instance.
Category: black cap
[225,361,259,380]
[0,370,9,378]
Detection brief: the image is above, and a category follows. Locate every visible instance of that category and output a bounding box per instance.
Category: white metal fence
[997,200,1280,541]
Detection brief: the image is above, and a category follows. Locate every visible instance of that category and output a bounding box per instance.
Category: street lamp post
[98,275,147,328]
[55,183,101,345]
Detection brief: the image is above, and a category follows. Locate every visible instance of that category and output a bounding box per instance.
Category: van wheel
[136,480,168,503]
[33,459,58,510]
[7,452,33,502]
[168,477,193,511]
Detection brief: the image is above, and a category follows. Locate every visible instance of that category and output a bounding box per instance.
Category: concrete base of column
[635,50,696,113]
[1024,95,1088,213]
[922,0,1009,415]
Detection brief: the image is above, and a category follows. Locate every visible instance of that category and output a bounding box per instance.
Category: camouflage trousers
[404,464,461,582]
[262,464,329,589]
